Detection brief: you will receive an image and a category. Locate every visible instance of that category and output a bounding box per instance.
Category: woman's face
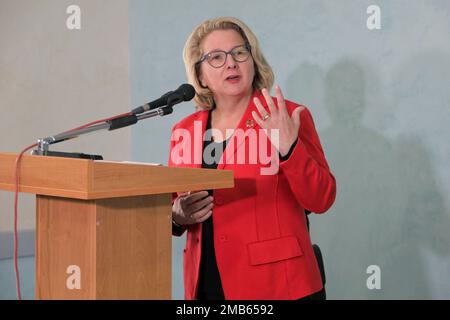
[198,29,255,102]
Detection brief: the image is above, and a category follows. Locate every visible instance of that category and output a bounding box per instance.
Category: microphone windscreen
[178,84,195,101]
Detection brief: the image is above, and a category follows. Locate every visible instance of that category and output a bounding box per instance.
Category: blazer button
[196,238,199,243]
[219,235,228,242]
[215,198,224,205]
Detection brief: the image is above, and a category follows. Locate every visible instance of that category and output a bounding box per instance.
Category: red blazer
[168,90,336,300]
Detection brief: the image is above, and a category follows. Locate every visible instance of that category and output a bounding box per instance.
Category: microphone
[132,84,195,115]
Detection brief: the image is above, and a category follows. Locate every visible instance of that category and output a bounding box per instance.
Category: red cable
[14,143,38,300]
[13,111,132,300]
[62,111,133,133]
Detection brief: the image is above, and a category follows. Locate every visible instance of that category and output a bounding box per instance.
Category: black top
[196,110,298,300]
[197,111,228,300]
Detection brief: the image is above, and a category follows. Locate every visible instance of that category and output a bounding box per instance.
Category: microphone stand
[32,105,174,157]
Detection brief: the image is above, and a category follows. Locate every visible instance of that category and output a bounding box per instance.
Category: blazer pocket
[247,235,303,266]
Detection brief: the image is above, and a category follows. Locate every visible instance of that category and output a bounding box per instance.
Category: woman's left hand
[252,85,305,157]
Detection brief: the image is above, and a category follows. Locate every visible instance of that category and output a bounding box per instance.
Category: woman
[168,17,336,300]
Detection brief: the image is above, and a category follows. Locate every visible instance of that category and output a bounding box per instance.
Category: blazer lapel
[217,90,266,170]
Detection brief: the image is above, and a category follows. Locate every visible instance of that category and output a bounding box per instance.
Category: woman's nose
[225,55,237,69]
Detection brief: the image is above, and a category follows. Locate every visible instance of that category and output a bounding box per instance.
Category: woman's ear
[199,74,207,88]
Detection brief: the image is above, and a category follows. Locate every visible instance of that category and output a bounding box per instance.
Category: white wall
[129,0,450,299]
[0,0,131,232]
[0,0,131,298]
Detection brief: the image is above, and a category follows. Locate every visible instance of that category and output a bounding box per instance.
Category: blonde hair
[183,17,274,110]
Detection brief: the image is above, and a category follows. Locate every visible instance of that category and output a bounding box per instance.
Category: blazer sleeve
[168,124,187,236]
[279,107,336,213]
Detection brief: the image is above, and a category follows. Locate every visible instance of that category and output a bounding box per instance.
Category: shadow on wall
[286,56,450,299]
[389,51,450,299]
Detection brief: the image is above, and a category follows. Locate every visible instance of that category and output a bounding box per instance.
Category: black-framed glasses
[197,43,251,68]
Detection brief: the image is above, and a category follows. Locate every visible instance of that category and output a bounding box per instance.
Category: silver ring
[262,114,270,121]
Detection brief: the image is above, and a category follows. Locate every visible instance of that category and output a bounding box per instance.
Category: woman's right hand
[172,190,214,226]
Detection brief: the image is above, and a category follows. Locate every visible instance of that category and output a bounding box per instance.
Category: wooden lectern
[0,152,233,299]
